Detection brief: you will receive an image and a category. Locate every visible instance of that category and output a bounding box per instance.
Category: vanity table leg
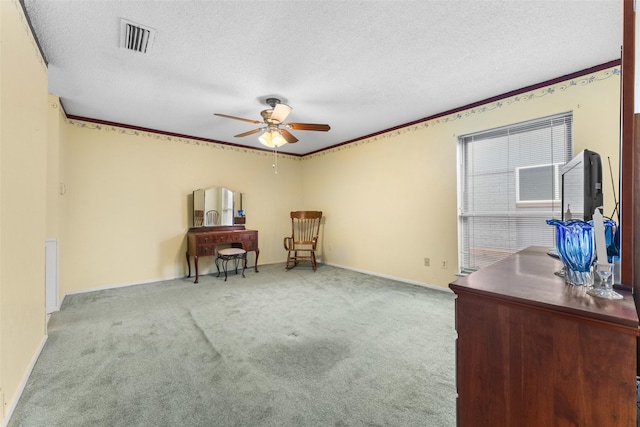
[254,248,260,272]
[193,255,199,284]
[186,252,191,278]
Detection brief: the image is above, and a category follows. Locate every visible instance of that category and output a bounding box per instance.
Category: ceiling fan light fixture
[258,131,271,147]
[258,129,287,148]
[272,131,287,147]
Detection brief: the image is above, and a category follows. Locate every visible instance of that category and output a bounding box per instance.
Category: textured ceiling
[23,0,622,155]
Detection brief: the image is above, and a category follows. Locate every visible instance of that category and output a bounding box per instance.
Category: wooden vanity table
[450,246,638,426]
[186,225,259,283]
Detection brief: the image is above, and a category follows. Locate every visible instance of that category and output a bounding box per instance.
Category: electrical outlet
[424,257,430,267]
[442,260,448,269]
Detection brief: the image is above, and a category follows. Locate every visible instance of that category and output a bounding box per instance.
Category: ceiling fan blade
[280,129,299,144]
[270,103,292,123]
[214,113,262,125]
[234,128,262,138]
[286,123,331,132]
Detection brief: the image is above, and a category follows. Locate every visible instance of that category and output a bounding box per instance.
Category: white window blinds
[458,113,573,273]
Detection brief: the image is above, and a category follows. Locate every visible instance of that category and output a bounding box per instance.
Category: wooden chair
[284,211,323,271]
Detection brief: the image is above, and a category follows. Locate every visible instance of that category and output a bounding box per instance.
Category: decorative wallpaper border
[303,66,620,160]
[13,0,46,71]
[64,117,302,162]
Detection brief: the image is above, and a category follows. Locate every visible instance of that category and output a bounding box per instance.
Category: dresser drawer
[195,235,214,245]
[236,233,257,249]
[211,234,233,244]
[196,244,215,256]
[236,233,256,242]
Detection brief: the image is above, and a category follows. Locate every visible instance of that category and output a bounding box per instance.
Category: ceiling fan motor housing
[265,98,282,108]
[260,109,276,123]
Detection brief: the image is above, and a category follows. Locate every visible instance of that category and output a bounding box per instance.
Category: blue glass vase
[602,219,618,262]
[546,219,595,286]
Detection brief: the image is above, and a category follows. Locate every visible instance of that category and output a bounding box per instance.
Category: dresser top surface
[188,226,256,234]
[450,246,638,328]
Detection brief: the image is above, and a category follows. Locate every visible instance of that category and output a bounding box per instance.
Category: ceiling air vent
[120,19,155,53]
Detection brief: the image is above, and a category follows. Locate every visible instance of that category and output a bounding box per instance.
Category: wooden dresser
[186,225,259,283]
[449,246,638,427]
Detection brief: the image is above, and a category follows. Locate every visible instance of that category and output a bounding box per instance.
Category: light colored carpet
[8,263,456,427]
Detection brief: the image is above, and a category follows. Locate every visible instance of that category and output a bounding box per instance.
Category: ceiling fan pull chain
[272,146,278,174]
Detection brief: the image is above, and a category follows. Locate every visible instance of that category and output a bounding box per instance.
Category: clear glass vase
[587,263,623,299]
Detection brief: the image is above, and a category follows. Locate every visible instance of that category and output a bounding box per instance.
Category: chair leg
[285,249,320,271]
[222,257,228,281]
[285,250,293,270]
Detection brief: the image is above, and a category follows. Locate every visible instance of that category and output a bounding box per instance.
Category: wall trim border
[304,63,621,160]
[65,117,303,162]
[14,0,46,70]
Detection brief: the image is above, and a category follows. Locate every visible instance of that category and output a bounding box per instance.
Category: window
[458,113,572,273]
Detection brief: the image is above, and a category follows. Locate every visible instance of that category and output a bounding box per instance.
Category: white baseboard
[2,334,48,427]
[59,266,272,304]
[322,262,453,293]
[58,262,452,309]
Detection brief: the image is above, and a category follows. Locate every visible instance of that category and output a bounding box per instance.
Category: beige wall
[303,67,621,288]
[57,119,303,294]
[0,0,48,421]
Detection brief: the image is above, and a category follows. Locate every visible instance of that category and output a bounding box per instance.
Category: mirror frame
[192,187,245,227]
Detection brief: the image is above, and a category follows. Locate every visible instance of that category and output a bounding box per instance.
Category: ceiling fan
[214,98,330,148]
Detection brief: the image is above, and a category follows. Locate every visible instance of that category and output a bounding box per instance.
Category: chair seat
[218,248,246,256]
[216,248,247,281]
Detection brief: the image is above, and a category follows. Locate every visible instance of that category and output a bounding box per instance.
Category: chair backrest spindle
[290,211,322,244]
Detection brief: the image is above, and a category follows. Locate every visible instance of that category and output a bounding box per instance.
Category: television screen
[561,149,603,221]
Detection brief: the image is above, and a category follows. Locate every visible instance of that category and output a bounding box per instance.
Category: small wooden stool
[215,248,246,281]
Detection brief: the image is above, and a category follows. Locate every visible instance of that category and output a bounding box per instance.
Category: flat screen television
[561,149,603,221]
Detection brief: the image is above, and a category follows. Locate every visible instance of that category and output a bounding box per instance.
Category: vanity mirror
[193,187,245,227]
